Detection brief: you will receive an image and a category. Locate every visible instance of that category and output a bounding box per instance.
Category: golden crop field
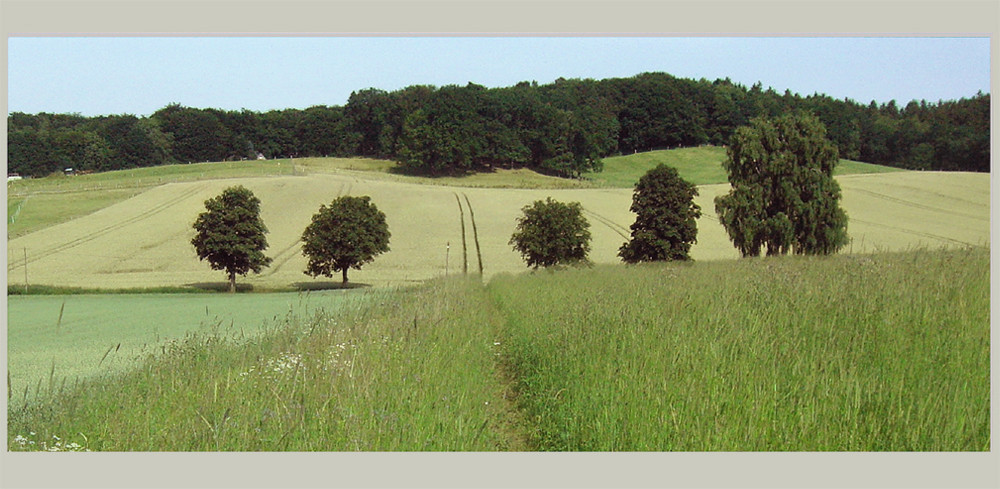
[6,170,990,290]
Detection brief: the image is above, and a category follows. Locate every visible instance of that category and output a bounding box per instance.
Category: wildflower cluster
[11,433,90,452]
[325,342,355,373]
[239,342,357,384]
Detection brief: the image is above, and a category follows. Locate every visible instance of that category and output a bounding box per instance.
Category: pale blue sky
[7,36,992,117]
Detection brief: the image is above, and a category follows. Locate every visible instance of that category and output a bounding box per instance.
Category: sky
[6,36,992,117]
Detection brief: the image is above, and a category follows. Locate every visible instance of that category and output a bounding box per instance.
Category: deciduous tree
[191,186,272,292]
[620,164,701,262]
[509,197,591,269]
[301,196,391,284]
[715,113,848,257]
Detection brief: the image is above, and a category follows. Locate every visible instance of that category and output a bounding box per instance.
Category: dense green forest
[7,72,990,178]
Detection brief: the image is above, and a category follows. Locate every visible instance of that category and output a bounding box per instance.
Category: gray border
[2,1,998,488]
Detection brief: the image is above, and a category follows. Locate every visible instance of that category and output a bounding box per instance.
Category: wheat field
[6,170,990,290]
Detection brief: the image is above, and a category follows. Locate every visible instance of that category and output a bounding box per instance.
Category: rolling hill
[6,158,989,290]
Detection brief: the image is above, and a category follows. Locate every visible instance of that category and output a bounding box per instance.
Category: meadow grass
[588,146,903,188]
[7,279,521,451]
[487,247,989,451]
[8,247,988,451]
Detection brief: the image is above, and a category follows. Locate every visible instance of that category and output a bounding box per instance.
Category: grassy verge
[8,279,521,451]
[487,247,989,451]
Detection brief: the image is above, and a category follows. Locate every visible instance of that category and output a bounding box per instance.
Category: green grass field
[8,279,516,451]
[487,247,989,450]
[8,247,989,451]
[6,289,382,407]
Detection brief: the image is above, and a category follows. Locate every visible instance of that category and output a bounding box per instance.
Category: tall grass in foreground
[488,247,990,451]
[8,280,516,451]
[8,248,989,451]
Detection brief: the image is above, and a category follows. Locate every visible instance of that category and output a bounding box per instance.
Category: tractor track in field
[582,208,630,240]
[8,183,209,272]
[462,193,484,275]
[454,193,469,275]
[260,241,303,278]
[851,218,980,247]
[848,187,989,222]
[850,178,991,208]
[261,181,352,278]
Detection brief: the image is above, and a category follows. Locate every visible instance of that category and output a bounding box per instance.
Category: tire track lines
[848,187,988,222]
[454,193,469,275]
[462,193,484,275]
[582,207,630,240]
[260,240,304,278]
[261,181,350,277]
[9,183,208,271]
[851,218,979,247]
[860,180,990,208]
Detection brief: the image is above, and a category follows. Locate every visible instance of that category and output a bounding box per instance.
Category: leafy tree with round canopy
[509,197,591,269]
[619,164,701,263]
[191,186,272,293]
[714,112,849,257]
[301,196,391,285]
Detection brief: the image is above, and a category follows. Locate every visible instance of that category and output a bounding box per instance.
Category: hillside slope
[6,170,989,290]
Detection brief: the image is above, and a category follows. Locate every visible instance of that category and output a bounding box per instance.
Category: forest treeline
[7,72,990,178]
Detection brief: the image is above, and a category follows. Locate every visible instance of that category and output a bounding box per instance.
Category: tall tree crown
[620,164,702,263]
[715,113,849,257]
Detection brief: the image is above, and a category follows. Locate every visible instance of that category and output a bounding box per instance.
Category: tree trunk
[229,271,237,293]
[341,267,349,285]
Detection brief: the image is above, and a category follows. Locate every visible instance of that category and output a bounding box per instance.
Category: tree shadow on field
[292,281,371,291]
[185,282,256,293]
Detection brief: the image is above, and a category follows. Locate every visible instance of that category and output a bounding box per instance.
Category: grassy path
[7,247,989,452]
[485,247,989,451]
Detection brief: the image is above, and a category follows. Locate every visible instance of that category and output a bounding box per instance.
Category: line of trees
[194,115,852,290]
[516,113,852,268]
[192,188,391,292]
[7,72,990,178]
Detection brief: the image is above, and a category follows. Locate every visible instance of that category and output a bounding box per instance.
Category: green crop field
[6,289,381,407]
